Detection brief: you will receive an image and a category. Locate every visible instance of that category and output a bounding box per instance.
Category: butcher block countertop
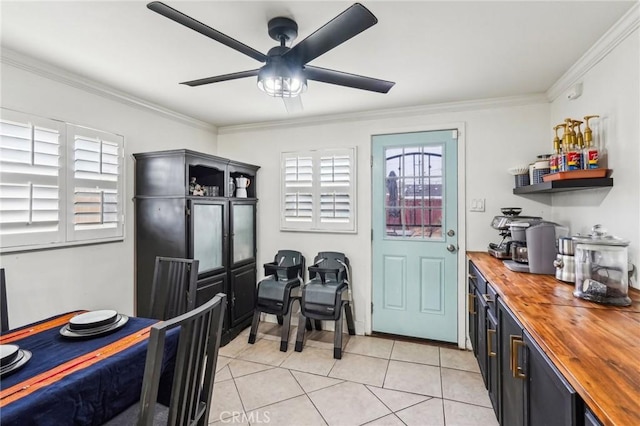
[467,252,640,426]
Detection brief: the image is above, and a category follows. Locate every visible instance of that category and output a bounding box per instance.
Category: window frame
[0,108,125,253]
[280,147,357,233]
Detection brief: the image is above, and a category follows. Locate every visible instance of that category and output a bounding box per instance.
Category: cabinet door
[468,279,478,356]
[499,298,525,426]
[525,330,582,426]
[230,263,257,327]
[230,200,256,268]
[477,288,489,388]
[487,309,499,417]
[196,274,226,308]
[189,199,227,277]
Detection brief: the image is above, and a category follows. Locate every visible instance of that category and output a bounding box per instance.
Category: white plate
[0,349,31,377]
[0,344,20,367]
[60,314,129,339]
[69,310,118,330]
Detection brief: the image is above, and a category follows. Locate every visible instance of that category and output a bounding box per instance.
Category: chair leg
[280,309,292,352]
[305,317,313,331]
[333,313,344,359]
[295,313,307,352]
[248,310,261,344]
[314,319,323,331]
[277,315,284,325]
[344,302,356,335]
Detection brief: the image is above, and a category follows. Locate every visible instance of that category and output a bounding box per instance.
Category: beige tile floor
[210,322,499,426]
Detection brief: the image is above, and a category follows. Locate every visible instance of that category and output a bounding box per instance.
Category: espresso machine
[488,208,541,259]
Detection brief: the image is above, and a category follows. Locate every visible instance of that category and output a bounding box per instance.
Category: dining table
[0,311,178,425]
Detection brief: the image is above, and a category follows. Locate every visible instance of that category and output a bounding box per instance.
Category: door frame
[369,122,467,348]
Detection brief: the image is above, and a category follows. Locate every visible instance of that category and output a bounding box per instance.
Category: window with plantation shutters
[0,110,64,248]
[281,147,356,232]
[67,125,124,242]
[0,108,124,253]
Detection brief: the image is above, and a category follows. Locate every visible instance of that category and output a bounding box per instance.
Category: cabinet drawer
[468,260,487,294]
[196,274,227,308]
[486,283,498,316]
[584,407,602,426]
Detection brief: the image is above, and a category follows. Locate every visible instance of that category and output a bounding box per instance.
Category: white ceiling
[1,1,635,128]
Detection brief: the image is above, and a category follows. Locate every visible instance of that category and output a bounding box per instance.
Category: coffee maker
[504,222,567,274]
[488,209,541,259]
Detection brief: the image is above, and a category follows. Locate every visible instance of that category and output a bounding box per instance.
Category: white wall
[0,55,218,327]
[217,100,551,340]
[549,28,639,289]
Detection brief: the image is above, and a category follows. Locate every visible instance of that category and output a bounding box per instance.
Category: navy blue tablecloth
[0,312,177,426]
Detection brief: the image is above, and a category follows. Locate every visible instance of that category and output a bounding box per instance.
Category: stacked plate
[60,310,129,339]
[0,344,32,377]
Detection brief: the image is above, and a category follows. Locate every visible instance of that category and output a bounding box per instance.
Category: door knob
[447,229,455,237]
[447,244,457,253]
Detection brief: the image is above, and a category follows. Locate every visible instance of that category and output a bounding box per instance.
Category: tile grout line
[439,347,447,426]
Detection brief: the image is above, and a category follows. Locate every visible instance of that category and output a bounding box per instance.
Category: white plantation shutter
[281,147,356,232]
[67,125,124,241]
[0,110,64,248]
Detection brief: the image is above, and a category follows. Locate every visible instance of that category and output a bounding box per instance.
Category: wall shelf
[513,177,613,194]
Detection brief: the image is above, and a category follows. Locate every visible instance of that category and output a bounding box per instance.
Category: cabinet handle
[510,335,526,380]
[481,293,493,304]
[468,293,476,314]
[468,273,477,282]
[487,329,496,357]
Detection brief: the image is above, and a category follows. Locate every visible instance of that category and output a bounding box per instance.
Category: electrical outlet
[470,198,485,212]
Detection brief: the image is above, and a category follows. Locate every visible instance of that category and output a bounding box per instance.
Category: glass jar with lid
[572,225,631,306]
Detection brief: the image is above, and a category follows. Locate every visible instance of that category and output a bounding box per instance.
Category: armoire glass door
[231,200,256,267]
[190,199,227,276]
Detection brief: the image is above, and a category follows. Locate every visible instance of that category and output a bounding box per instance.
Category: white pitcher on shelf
[235,175,251,198]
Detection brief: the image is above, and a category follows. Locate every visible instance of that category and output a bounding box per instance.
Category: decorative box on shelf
[542,168,610,182]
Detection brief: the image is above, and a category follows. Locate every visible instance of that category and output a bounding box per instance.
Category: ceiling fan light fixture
[257,63,307,98]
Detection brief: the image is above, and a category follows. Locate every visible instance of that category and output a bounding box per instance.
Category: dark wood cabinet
[134,149,259,345]
[487,308,499,417]
[477,287,489,387]
[498,298,525,426]
[524,330,582,426]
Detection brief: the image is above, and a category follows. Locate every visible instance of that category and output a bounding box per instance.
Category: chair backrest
[274,250,305,281]
[149,257,199,320]
[1,268,8,332]
[310,252,349,283]
[138,293,227,426]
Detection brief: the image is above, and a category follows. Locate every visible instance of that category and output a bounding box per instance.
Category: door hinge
[185,206,190,216]
[371,303,374,314]
[371,229,373,241]
[370,156,373,168]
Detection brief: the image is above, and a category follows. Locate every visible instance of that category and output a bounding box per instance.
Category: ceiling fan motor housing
[268,17,298,44]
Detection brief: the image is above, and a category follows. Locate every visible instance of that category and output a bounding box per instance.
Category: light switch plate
[470,198,485,212]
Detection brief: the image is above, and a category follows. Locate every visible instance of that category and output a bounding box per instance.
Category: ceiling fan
[147,2,395,111]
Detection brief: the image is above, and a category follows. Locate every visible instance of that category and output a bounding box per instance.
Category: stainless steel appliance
[487,211,542,259]
[504,221,565,274]
[554,237,576,283]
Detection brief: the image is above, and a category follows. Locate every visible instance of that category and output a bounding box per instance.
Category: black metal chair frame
[1,268,8,332]
[295,252,355,359]
[149,257,199,321]
[248,250,305,352]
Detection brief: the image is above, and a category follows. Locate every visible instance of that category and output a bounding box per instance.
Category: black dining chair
[295,252,356,359]
[149,257,199,320]
[1,268,8,332]
[248,250,305,351]
[106,293,227,426]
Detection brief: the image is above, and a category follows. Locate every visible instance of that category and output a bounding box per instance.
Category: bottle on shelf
[564,118,581,170]
[582,115,600,169]
[550,124,563,174]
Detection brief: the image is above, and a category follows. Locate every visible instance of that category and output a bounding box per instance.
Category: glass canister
[572,225,631,306]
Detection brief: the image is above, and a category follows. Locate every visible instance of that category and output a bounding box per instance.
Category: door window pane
[193,203,223,272]
[384,145,444,239]
[233,204,254,263]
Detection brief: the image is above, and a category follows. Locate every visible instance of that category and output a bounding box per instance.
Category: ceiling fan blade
[180,69,260,87]
[283,96,303,114]
[283,3,378,65]
[147,2,268,63]
[305,66,395,93]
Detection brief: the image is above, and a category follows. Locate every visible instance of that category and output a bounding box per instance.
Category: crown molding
[547,3,640,102]
[0,48,217,133]
[218,93,549,135]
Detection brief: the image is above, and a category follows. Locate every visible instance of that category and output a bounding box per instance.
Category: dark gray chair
[149,257,199,320]
[248,250,305,351]
[106,293,227,426]
[295,252,355,359]
[1,268,8,332]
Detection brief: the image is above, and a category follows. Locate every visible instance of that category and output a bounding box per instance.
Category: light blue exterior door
[372,130,458,342]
